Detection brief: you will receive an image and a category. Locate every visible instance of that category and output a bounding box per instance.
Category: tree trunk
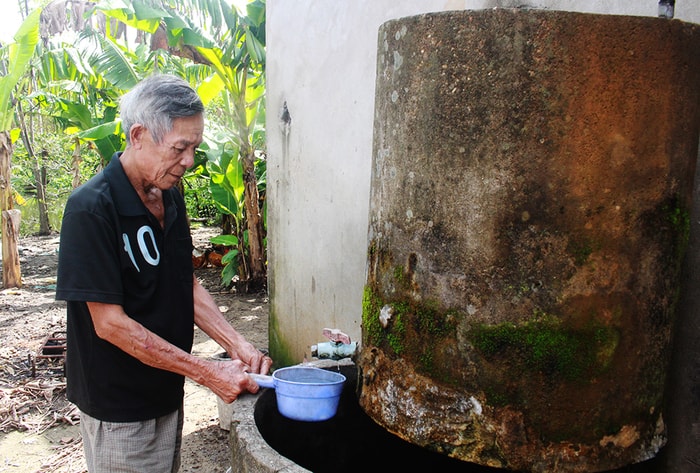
[242,147,266,290]
[33,152,50,235]
[2,209,21,288]
[71,137,82,189]
[0,131,12,211]
[16,100,50,235]
[221,213,234,235]
[0,131,21,288]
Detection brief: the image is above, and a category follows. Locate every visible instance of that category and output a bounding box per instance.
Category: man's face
[136,114,205,190]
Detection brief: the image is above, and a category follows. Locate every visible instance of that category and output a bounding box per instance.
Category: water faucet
[311,328,358,360]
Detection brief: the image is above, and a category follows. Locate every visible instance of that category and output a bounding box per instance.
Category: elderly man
[56,74,272,472]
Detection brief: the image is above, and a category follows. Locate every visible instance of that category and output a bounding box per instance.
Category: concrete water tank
[359,9,700,472]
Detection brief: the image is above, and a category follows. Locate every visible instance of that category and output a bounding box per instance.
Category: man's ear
[129,124,147,149]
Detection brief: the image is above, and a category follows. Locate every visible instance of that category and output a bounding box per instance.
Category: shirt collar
[104,152,178,224]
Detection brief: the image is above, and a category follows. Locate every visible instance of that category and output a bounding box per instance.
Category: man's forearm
[192,277,251,355]
[86,300,215,385]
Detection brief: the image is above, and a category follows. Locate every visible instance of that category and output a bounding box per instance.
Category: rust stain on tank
[360,9,700,473]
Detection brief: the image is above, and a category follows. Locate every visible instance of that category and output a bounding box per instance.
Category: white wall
[266,0,700,363]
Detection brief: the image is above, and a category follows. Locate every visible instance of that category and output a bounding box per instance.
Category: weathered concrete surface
[664,145,700,472]
[359,9,700,472]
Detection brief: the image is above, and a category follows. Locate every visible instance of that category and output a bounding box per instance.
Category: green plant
[10,128,102,235]
[210,234,240,286]
[3,0,269,291]
[0,8,42,286]
[193,130,266,287]
[94,0,269,290]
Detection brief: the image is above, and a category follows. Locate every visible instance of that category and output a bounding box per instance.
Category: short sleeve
[56,208,124,304]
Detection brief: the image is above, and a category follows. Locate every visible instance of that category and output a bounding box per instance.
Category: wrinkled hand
[231,341,273,375]
[245,349,273,375]
[207,358,260,403]
[207,344,273,403]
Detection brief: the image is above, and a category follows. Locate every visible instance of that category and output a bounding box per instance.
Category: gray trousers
[80,407,183,473]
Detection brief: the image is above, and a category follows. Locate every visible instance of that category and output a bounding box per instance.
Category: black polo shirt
[56,154,194,422]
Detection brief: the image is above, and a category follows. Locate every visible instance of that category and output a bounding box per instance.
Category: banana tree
[32,35,128,165]
[32,0,268,290]
[9,10,133,235]
[186,0,268,291]
[96,0,268,290]
[25,2,201,178]
[0,9,41,288]
[196,122,267,288]
[14,35,121,232]
[203,135,246,284]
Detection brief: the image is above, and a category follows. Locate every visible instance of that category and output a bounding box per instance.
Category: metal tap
[311,328,358,360]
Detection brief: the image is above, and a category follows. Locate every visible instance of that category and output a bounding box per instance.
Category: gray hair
[120,74,205,145]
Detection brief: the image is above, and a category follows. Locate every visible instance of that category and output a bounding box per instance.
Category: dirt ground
[0,226,269,473]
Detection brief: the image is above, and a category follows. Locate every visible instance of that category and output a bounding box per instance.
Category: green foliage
[75,28,140,90]
[210,234,240,284]
[5,0,269,291]
[96,0,269,287]
[0,9,41,131]
[182,158,220,225]
[97,0,166,35]
[194,128,266,286]
[10,129,103,234]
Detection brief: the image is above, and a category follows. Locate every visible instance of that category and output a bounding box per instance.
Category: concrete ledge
[227,391,310,473]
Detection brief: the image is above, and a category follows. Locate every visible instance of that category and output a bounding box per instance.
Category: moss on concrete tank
[358,9,700,472]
